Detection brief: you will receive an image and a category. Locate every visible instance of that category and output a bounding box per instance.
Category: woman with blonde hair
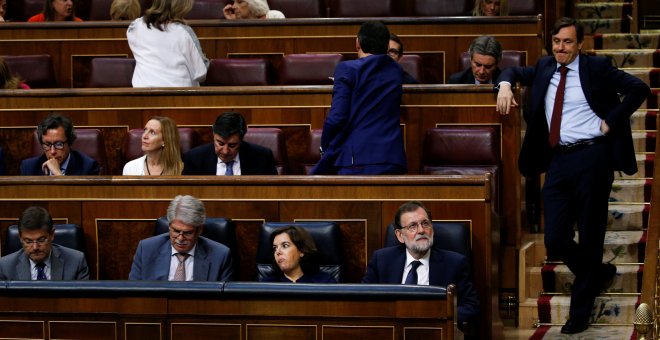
[472,0,508,16]
[123,116,183,175]
[127,0,208,87]
[110,0,141,20]
[0,57,29,89]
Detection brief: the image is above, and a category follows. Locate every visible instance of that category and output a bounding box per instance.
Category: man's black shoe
[560,319,589,334]
[601,263,617,292]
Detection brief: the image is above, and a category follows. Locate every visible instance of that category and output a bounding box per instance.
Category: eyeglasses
[387,48,400,56]
[22,237,50,246]
[400,219,432,233]
[169,226,196,238]
[41,141,68,151]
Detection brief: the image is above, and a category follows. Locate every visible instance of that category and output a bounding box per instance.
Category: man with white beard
[362,201,479,326]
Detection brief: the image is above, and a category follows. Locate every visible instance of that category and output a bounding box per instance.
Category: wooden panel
[125,323,162,340]
[403,327,444,339]
[49,321,117,340]
[246,324,316,340]
[322,325,394,340]
[171,323,241,340]
[0,320,44,339]
[0,17,543,88]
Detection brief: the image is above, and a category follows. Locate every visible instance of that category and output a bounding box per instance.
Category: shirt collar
[405,247,431,268]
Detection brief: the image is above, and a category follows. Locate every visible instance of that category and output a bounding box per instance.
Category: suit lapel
[155,240,172,280]
[428,249,444,285]
[193,239,209,281]
[50,246,64,280]
[578,55,593,106]
[391,247,407,283]
[17,252,32,280]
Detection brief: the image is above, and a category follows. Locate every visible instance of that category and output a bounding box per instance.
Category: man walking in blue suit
[311,21,407,175]
[496,17,650,334]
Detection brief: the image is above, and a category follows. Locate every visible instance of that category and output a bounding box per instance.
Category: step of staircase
[575,2,632,21]
[537,294,639,324]
[608,203,649,231]
[530,325,635,339]
[632,131,656,152]
[579,18,631,34]
[630,110,657,130]
[540,264,642,294]
[615,153,654,179]
[593,33,660,49]
[625,68,660,87]
[610,179,652,205]
[586,49,660,68]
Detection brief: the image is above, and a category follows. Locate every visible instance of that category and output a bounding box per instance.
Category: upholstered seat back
[154,216,239,276]
[3,54,56,88]
[256,221,343,282]
[186,0,225,19]
[243,127,288,174]
[31,129,109,175]
[410,0,471,16]
[122,127,201,165]
[383,221,471,262]
[329,0,394,17]
[204,58,270,86]
[303,128,323,175]
[87,58,135,87]
[399,54,423,83]
[278,54,343,85]
[4,224,87,256]
[268,0,326,18]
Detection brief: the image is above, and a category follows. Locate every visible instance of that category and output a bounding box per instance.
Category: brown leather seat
[122,127,201,165]
[87,58,136,87]
[460,50,526,70]
[268,0,326,18]
[421,126,501,213]
[3,54,56,88]
[278,54,343,85]
[329,0,394,17]
[204,58,270,86]
[185,0,225,19]
[303,128,323,175]
[31,129,109,175]
[508,0,543,15]
[399,54,423,83]
[410,0,471,16]
[7,0,44,21]
[243,127,288,174]
[88,0,113,20]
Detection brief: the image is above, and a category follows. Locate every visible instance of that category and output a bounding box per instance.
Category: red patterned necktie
[549,65,569,147]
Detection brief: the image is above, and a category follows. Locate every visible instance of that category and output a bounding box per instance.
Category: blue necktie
[36,262,47,280]
[404,260,422,285]
[224,161,234,176]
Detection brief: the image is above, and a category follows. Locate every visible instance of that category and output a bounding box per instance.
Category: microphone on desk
[633,302,653,340]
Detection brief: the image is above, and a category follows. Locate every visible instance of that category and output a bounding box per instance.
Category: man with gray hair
[448,35,502,84]
[129,195,233,281]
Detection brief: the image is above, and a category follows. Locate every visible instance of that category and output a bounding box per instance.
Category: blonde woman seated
[110,0,141,21]
[223,0,284,20]
[261,226,336,283]
[0,57,29,89]
[123,116,183,175]
[472,0,508,16]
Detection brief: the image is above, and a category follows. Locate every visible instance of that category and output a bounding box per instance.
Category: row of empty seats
[6,0,544,21]
[2,219,470,283]
[4,51,528,88]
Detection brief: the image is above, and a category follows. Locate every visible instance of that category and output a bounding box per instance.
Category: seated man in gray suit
[129,195,234,281]
[0,206,89,280]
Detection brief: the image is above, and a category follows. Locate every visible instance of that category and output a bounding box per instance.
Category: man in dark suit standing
[311,21,407,175]
[496,17,650,334]
[20,114,100,176]
[182,112,277,175]
[129,195,233,281]
[362,201,479,326]
[0,206,89,280]
[448,35,502,85]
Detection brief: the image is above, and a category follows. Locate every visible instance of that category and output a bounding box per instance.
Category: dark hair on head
[43,0,77,21]
[358,21,390,55]
[212,112,247,140]
[551,17,584,43]
[269,226,320,274]
[37,113,76,145]
[394,200,432,229]
[469,35,502,63]
[19,206,53,233]
[389,33,404,55]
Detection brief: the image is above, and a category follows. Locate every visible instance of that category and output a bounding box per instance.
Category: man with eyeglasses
[0,206,89,280]
[388,34,419,84]
[129,195,233,281]
[448,35,502,85]
[19,113,100,176]
[362,201,479,326]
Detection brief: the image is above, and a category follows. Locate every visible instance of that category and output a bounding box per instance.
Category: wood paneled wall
[0,16,544,87]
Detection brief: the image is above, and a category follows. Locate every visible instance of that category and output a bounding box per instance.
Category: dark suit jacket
[362,245,479,323]
[448,67,501,85]
[182,141,277,175]
[0,244,90,280]
[19,150,100,176]
[312,54,407,174]
[497,54,650,177]
[128,234,233,281]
